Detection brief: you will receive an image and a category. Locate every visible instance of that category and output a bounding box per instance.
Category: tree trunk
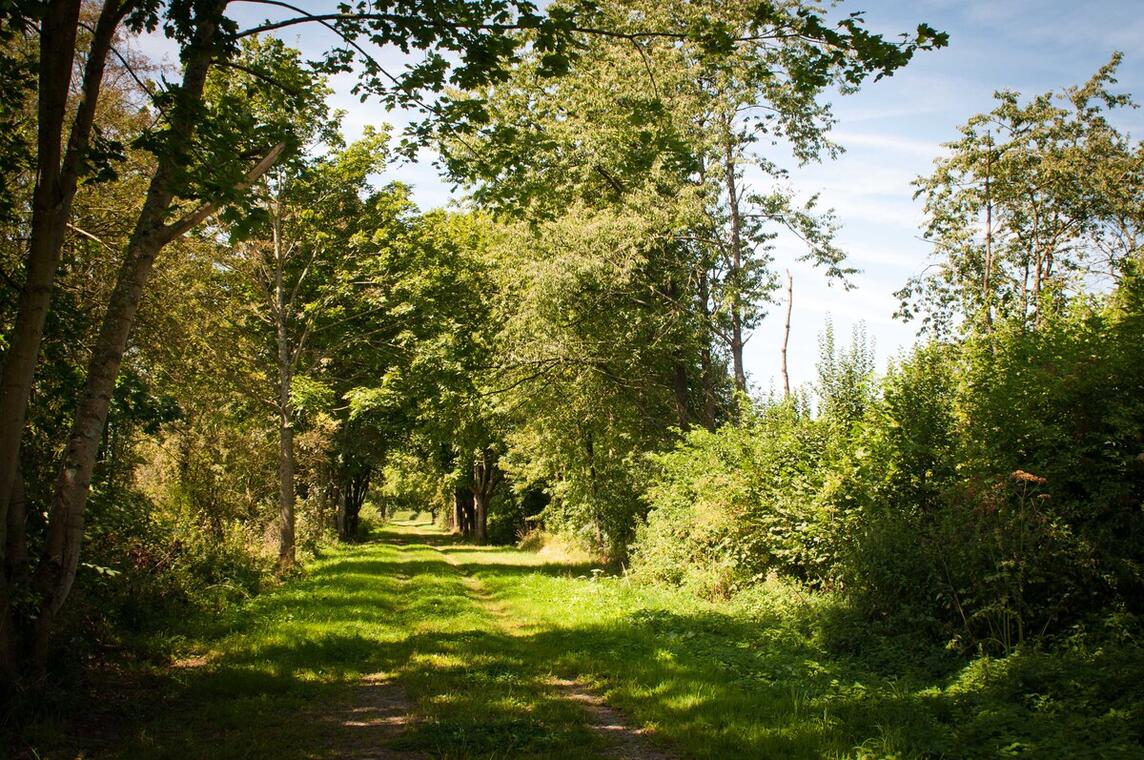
[472,449,499,545]
[4,468,27,578]
[723,120,747,394]
[982,132,994,332]
[339,469,370,542]
[28,3,229,673]
[274,203,296,571]
[666,280,690,428]
[336,486,348,538]
[1030,201,1043,326]
[454,483,474,538]
[672,362,690,428]
[276,383,296,570]
[0,467,28,675]
[698,266,717,431]
[473,487,489,544]
[780,270,792,398]
[0,0,123,561]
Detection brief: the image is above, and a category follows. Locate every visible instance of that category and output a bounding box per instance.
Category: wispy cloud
[830,131,947,159]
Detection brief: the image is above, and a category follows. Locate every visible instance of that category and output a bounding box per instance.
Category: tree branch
[161,142,287,243]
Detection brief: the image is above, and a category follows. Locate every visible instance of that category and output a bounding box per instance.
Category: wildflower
[1010,470,1047,485]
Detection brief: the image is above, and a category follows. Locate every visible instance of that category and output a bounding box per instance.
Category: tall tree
[438,0,945,547]
[0,0,140,603]
[5,0,615,679]
[899,55,1143,335]
[231,127,388,568]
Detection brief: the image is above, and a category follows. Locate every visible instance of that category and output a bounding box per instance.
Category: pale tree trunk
[722,120,747,394]
[982,132,994,332]
[472,487,489,544]
[32,218,171,670]
[336,486,347,538]
[695,156,718,430]
[27,3,279,672]
[0,0,81,528]
[273,200,297,571]
[0,6,127,675]
[1029,200,1043,326]
[1021,256,1030,326]
[666,280,690,428]
[275,355,296,569]
[780,270,792,398]
[672,362,690,428]
[698,266,717,431]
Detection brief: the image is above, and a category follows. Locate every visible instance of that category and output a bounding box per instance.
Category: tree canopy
[4,13,1144,759]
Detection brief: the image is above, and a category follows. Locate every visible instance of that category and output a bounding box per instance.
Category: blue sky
[744,0,1143,394]
[140,1,1143,393]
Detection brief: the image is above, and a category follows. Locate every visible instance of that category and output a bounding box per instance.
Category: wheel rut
[429,543,678,760]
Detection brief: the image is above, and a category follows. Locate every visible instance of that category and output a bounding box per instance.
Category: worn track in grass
[428,532,676,760]
[39,514,1130,759]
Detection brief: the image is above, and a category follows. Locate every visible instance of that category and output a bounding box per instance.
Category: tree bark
[454,483,474,538]
[4,469,27,578]
[276,370,296,569]
[780,270,792,398]
[982,132,994,332]
[28,2,235,672]
[722,120,747,394]
[698,266,717,431]
[273,196,297,570]
[0,0,125,559]
[471,449,499,545]
[0,467,27,674]
[338,469,370,541]
[666,280,690,428]
[473,486,489,544]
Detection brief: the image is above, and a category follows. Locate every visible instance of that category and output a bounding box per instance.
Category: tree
[0,1,143,630]
[339,209,506,542]
[435,0,944,548]
[3,0,621,679]
[211,41,374,568]
[899,54,1144,335]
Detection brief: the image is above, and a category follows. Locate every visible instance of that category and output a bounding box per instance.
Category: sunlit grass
[66,513,1144,759]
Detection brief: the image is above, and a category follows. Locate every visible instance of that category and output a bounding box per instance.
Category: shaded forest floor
[17,515,1144,758]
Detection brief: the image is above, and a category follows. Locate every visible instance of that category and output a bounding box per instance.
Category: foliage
[633,324,875,596]
[635,291,1144,653]
[899,55,1144,334]
[18,518,1143,760]
[76,487,270,636]
[7,6,1144,759]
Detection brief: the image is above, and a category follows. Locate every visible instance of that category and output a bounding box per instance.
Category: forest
[2,0,1143,758]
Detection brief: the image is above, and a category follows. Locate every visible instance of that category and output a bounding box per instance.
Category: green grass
[27,514,1144,758]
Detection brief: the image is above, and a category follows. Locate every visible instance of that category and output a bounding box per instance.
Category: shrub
[632,399,839,596]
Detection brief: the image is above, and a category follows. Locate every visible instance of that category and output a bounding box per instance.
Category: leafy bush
[634,295,1144,651]
[632,399,838,596]
[59,484,271,649]
[838,299,1144,649]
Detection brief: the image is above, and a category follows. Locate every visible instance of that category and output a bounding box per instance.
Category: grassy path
[106,517,681,759]
[57,515,1144,759]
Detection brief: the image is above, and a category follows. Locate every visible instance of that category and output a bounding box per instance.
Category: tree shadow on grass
[124,615,929,759]
[375,526,461,548]
[89,535,1144,760]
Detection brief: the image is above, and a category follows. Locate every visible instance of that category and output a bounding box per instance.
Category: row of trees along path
[0,0,942,683]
